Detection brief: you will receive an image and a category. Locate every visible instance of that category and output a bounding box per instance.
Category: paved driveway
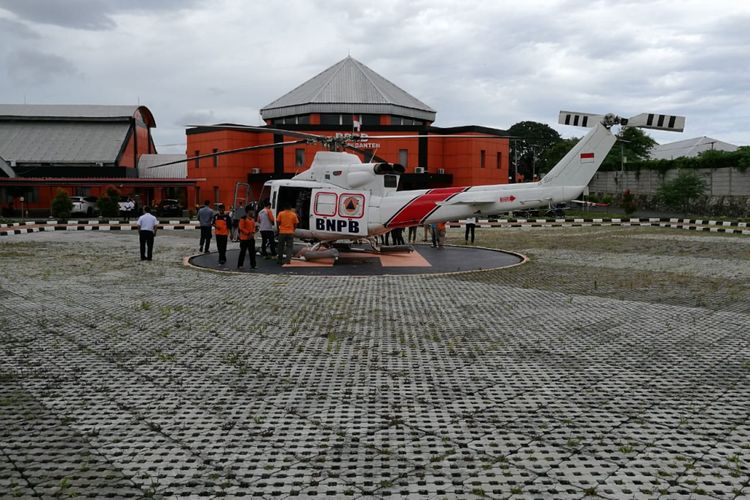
[1,227,748,498]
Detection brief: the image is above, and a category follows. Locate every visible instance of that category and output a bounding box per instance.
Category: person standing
[464,216,477,244]
[408,225,417,244]
[230,205,245,242]
[212,205,231,265]
[136,206,158,261]
[430,223,439,247]
[197,200,214,253]
[436,221,447,248]
[237,211,257,270]
[257,201,276,259]
[276,204,299,265]
[391,227,405,246]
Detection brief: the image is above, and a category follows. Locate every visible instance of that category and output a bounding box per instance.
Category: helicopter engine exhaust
[373,163,405,175]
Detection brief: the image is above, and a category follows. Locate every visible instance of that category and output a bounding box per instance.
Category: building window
[480,150,486,168]
[213,186,219,205]
[362,114,379,126]
[213,149,219,168]
[295,149,305,168]
[399,149,408,167]
[391,116,423,126]
[195,186,200,206]
[496,152,502,169]
[320,114,341,126]
[273,115,310,125]
[194,150,200,169]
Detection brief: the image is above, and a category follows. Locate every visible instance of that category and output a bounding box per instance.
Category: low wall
[588,168,750,216]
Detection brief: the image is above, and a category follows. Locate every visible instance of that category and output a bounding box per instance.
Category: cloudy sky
[1,0,748,153]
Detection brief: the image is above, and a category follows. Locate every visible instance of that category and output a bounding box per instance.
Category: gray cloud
[5,48,77,85]
[0,0,200,30]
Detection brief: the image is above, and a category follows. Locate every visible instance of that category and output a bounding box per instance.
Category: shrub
[50,190,73,219]
[621,190,637,215]
[657,170,707,213]
[96,187,120,217]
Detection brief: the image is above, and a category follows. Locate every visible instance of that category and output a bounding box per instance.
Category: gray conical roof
[260,56,436,122]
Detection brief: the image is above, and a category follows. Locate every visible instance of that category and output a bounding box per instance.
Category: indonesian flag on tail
[580,152,595,163]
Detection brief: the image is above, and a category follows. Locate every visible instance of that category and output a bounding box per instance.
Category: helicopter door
[311,189,368,238]
[276,186,312,230]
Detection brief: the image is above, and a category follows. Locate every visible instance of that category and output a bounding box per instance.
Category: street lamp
[618,139,631,194]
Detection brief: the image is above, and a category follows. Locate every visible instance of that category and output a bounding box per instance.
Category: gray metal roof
[137,154,187,179]
[0,155,15,177]
[0,122,130,164]
[0,104,156,126]
[650,136,738,160]
[261,56,436,122]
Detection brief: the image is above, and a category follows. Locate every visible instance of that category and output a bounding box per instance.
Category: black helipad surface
[187,243,525,276]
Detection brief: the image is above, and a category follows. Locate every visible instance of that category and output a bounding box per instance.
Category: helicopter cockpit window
[314,192,337,217]
[384,175,398,188]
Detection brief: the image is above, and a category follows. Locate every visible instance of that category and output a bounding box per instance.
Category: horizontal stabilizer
[558,111,605,128]
[625,113,685,132]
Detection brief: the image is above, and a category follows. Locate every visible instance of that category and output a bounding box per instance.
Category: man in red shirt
[237,209,257,270]
[276,205,299,265]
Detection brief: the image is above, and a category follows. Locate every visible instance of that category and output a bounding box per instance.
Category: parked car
[157,199,183,217]
[70,196,98,216]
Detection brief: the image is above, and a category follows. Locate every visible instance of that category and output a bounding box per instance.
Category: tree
[508,121,561,180]
[96,186,120,217]
[657,170,707,213]
[537,137,580,174]
[601,127,657,171]
[51,190,73,219]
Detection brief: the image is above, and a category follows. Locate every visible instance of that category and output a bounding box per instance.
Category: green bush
[50,190,73,219]
[657,170,707,213]
[621,190,637,215]
[96,187,120,217]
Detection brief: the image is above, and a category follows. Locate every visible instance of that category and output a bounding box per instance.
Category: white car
[70,196,98,216]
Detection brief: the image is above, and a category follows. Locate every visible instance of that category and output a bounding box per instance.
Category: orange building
[186,56,509,209]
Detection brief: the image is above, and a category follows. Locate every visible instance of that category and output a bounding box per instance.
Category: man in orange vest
[237,209,257,270]
[212,205,232,265]
[276,204,299,265]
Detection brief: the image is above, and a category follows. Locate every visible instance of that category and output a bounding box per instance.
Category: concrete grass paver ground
[0,226,749,498]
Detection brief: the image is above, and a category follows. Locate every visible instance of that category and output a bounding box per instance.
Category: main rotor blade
[357,134,510,139]
[147,139,309,169]
[186,123,324,141]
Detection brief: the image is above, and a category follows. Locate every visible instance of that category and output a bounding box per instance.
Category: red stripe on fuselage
[386,187,467,227]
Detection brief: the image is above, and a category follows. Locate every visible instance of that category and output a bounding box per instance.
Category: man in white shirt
[136,206,159,261]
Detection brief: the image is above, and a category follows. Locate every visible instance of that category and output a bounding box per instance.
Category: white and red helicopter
[157,111,685,259]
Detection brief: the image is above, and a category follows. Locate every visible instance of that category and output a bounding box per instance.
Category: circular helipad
[187,243,525,276]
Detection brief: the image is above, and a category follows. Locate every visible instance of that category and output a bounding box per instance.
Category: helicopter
[152,110,685,260]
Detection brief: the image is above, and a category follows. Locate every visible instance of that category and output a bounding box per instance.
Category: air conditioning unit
[414,167,425,174]
[250,168,260,174]
[437,168,445,174]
